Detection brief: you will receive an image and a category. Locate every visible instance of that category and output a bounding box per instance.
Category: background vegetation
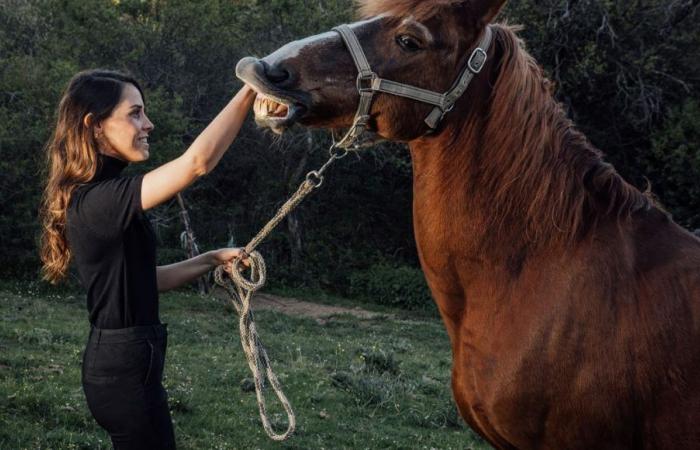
[1,0,699,306]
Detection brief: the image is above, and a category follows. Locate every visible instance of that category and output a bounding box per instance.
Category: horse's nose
[235,57,295,90]
[260,60,291,85]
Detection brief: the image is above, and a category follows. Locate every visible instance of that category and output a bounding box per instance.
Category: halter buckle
[356,72,377,93]
[467,48,488,74]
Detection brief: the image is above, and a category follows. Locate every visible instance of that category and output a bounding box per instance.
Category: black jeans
[82,324,176,450]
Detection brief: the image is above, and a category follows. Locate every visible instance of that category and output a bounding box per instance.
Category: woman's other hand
[211,248,250,272]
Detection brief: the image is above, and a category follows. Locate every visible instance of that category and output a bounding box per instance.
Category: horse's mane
[357,0,462,21]
[475,24,655,247]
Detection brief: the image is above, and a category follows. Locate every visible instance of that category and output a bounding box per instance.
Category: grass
[0,285,489,449]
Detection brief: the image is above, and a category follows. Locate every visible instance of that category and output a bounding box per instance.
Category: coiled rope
[213,144,348,441]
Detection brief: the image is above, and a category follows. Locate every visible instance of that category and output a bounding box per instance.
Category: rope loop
[226,251,266,292]
[212,143,349,441]
[213,251,296,441]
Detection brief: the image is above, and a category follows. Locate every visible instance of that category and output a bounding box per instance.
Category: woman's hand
[157,248,249,293]
[210,247,250,272]
[240,83,257,99]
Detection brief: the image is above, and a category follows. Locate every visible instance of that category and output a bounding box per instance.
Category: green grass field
[0,286,489,449]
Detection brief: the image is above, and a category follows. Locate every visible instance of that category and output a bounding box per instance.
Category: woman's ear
[84,113,103,137]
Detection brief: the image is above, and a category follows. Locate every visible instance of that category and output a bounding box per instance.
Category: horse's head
[237,0,506,142]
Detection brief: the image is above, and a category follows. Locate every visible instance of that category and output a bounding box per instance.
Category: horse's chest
[451,323,582,449]
[412,203,482,284]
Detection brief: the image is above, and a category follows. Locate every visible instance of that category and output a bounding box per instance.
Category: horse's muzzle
[236,57,310,133]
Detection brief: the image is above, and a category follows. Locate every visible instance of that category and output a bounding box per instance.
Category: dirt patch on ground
[253,292,390,322]
[214,289,390,323]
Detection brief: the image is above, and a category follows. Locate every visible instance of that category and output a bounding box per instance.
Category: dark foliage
[1,0,698,309]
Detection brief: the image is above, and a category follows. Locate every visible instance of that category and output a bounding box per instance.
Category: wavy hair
[39,69,144,283]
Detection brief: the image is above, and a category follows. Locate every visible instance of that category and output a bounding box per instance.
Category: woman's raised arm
[141,85,256,211]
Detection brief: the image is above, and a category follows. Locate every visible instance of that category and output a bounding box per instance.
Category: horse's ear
[468,0,507,26]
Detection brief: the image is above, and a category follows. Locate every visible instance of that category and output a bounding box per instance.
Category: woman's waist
[88,323,167,344]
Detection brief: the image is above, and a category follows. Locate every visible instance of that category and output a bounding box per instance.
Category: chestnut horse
[237,0,700,448]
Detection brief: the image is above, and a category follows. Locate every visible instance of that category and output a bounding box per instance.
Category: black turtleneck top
[66,155,160,329]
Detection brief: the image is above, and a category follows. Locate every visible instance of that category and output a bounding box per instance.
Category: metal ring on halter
[329,146,349,160]
[305,170,323,188]
[443,103,456,117]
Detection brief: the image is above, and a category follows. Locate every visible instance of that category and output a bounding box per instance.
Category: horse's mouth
[252,94,306,134]
[236,56,309,134]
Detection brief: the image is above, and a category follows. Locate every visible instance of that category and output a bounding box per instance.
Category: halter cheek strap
[332,24,493,148]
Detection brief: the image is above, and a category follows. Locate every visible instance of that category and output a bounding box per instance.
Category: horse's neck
[409,129,509,281]
[409,123,526,262]
[408,98,594,283]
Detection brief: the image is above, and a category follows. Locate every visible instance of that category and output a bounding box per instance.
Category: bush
[357,347,400,375]
[643,100,700,229]
[348,264,433,310]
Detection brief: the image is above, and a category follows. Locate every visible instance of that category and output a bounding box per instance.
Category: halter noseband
[332,23,493,149]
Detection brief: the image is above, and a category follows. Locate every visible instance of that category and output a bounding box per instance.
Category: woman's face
[95,83,154,162]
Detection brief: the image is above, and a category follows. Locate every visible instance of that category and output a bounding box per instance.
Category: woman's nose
[144,115,154,131]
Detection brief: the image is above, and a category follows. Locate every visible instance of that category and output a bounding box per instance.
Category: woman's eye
[396,35,422,52]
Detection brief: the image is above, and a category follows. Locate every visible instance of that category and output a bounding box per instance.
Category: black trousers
[82,324,176,450]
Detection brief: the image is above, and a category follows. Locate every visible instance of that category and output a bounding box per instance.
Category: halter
[332,24,493,149]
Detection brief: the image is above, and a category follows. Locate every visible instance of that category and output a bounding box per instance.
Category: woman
[39,69,255,449]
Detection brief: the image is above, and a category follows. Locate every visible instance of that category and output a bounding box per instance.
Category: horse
[236,1,700,448]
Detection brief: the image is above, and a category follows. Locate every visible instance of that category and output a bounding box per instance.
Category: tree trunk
[284,131,312,267]
[177,193,210,294]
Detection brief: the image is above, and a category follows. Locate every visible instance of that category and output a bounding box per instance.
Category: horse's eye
[396,35,422,52]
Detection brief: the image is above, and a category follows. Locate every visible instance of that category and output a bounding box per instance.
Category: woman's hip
[82,323,168,385]
[81,324,173,446]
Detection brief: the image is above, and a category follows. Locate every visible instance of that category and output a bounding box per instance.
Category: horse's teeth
[253,95,288,118]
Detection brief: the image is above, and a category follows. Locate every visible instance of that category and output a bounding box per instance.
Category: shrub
[644,100,700,229]
[348,264,433,310]
[356,347,400,375]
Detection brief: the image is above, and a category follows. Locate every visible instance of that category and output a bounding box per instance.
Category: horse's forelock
[356,0,463,21]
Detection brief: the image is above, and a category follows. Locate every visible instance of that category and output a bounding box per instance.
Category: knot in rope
[226,251,266,296]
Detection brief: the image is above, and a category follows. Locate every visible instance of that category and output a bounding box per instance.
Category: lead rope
[213,143,349,441]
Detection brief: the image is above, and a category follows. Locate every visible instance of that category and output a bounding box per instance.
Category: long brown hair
[40,69,144,283]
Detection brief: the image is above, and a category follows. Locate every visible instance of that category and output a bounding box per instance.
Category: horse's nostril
[262,61,291,84]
